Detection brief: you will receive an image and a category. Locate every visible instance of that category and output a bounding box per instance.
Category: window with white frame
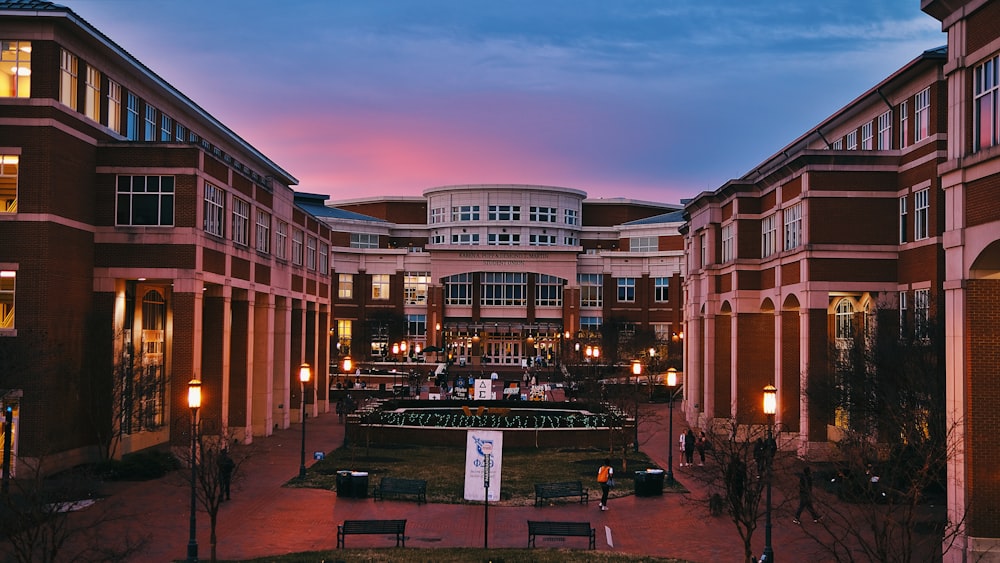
[160,114,172,142]
[275,221,288,260]
[451,205,480,221]
[877,110,892,150]
[654,277,670,302]
[564,236,578,246]
[974,54,999,152]
[126,92,139,140]
[914,289,930,340]
[0,154,18,214]
[444,273,472,305]
[144,104,156,141]
[406,314,427,338]
[430,207,445,224]
[721,223,735,262]
[319,243,328,273]
[899,291,908,336]
[107,80,121,133]
[255,210,270,253]
[404,272,430,305]
[451,233,479,245]
[430,234,445,244]
[835,298,854,341]
[530,206,557,222]
[899,196,908,244]
[700,234,707,267]
[488,205,520,220]
[116,175,174,226]
[338,274,353,299]
[60,49,78,110]
[914,188,929,240]
[487,232,520,246]
[175,122,186,142]
[915,88,930,142]
[0,270,14,329]
[846,130,858,150]
[761,213,777,258]
[831,138,843,150]
[1,40,31,98]
[231,197,250,246]
[564,208,579,225]
[578,273,603,308]
[616,277,635,302]
[481,272,527,306]
[529,234,556,246]
[630,236,657,252]
[783,203,802,250]
[337,319,352,353]
[292,229,304,265]
[580,316,602,337]
[85,66,100,122]
[371,274,390,300]
[306,236,317,270]
[653,323,671,342]
[350,233,379,248]
[861,121,873,150]
[535,274,564,307]
[899,100,909,149]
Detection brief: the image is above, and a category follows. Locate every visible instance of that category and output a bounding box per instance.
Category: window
[630,236,657,252]
[319,243,329,273]
[835,298,854,341]
[913,188,930,240]
[0,155,17,213]
[831,138,843,150]
[914,289,930,340]
[116,175,174,226]
[530,206,557,222]
[899,196,908,244]
[654,277,670,302]
[861,121,873,150]
[974,54,999,152]
[487,232,520,246]
[700,234,707,267]
[761,214,777,258]
[529,234,556,246]
[275,221,288,260]
[899,101,909,149]
[371,274,390,300]
[406,314,427,338]
[451,233,479,245]
[255,210,270,253]
[915,88,930,142]
[430,207,446,223]
[1,40,31,98]
[846,130,857,150]
[616,277,635,302]
[337,319,353,354]
[59,49,78,110]
[160,114,172,141]
[107,80,121,133]
[488,205,520,220]
[349,233,379,248]
[721,223,735,262]
[126,92,139,140]
[444,273,472,305]
[231,198,250,246]
[564,209,579,225]
[306,236,317,270]
[783,203,802,250]
[535,274,564,307]
[404,272,430,305]
[877,111,892,150]
[292,229,304,265]
[203,183,225,237]
[84,66,100,122]
[481,272,527,306]
[898,291,908,336]
[451,205,480,221]
[430,234,445,245]
[175,122,186,142]
[578,273,603,308]
[0,270,14,329]
[338,274,354,299]
[580,316,602,337]
[144,105,156,141]
[564,236,578,246]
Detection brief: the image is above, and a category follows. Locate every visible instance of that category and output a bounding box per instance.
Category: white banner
[464,429,503,501]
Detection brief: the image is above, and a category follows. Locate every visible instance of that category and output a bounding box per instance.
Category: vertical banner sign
[464,429,503,501]
[474,378,494,400]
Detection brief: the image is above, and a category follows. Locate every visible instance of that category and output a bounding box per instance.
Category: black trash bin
[336,470,353,497]
[635,469,664,496]
[350,471,369,498]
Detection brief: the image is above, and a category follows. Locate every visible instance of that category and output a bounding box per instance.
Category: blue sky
[65,0,944,204]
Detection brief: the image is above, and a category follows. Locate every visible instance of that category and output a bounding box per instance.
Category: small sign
[313,452,325,460]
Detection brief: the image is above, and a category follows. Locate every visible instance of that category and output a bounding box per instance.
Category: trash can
[336,470,353,497]
[635,469,664,496]
[350,471,369,498]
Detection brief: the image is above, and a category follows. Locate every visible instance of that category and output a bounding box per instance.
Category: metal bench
[373,476,427,504]
[336,519,407,548]
[534,480,589,506]
[527,520,596,549]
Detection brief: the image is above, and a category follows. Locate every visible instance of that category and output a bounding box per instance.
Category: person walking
[794,466,822,524]
[696,431,709,466]
[218,448,235,501]
[597,458,614,511]
[684,429,696,467]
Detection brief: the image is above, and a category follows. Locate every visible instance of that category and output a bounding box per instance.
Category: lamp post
[298,363,311,479]
[762,383,777,563]
[632,360,642,452]
[186,379,201,563]
[665,368,678,486]
[392,343,400,388]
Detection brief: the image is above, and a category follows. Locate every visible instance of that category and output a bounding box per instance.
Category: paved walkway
[71,403,828,562]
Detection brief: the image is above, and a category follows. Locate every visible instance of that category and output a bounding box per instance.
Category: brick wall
[736,313,774,424]
[714,314,732,418]
[967,278,1000,537]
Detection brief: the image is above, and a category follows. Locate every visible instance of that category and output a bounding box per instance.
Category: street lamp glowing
[298,363,312,479]
[299,363,311,383]
[632,361,642,376]
[666,367,677,387]
[400,341,407,354]
[392,343,399,356]
[342,357,352,372]
[593,347,600,360]
[415,343,421,355]
[763,384,777,416]
[187,379,202,410]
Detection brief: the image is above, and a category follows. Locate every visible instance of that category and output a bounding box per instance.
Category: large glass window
[616,277,635,302]
[861,121,873,150]
[580,316,602,337]
[1,40,31,98]
[899,100,909,149]
[481,272,527,306]
[144,104,157,141]
[721,223,734,262]
[914,188,929,240]
[783,203,802,251]
[430,207,445,223]
[579,273,603,308]
[319,243,328,274]
[488,205,520,220]
[107,80,121,133]
[232,197,250,246]
[974,54,999,152]
[899,291,908,337]
[529,234,556,246]
[84,66,100,122]
[160,114,172,142]
[535,274,564,307]
[899,196,908,244]
[126,92,139,140]
[835,298,854,341]
[877,110,892,150]
[530,206,557,222]
[292,229,304,265]
[404,272,430,305]
[255,210,270,253]
[349,233,378,248]
[630,236,656,252]
[275,221,288,260]
[915,88,930,142]
[761,213,777,258]
[306,236,317,270]
[564,208,579,226]
[487,232,520,246]
[914,289,930,340]
[846,130,857,150]
[59,49,77,110]
[371,274,390,300]
[451,233,479,245]
[654,277,670,302]
[0,155,18,213]
[451,205,480,221]
[337,319,352,354]
[203,183,225,237]
[338,274,354,299]
[116,175,174,226]
[444,273,472,305]
[0,270,14,329]
[406,314,427,338]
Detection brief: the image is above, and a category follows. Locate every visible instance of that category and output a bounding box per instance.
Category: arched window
[835,298,854,341]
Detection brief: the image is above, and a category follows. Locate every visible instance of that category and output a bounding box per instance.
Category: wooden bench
[336,519,407,548]
[534,480,589,506]
[372,476,427,504]
[527,520,596,549]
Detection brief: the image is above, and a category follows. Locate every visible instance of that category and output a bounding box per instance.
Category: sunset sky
[65,0,944,204]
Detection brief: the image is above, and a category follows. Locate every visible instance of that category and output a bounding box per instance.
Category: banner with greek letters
[464,429,503,501]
